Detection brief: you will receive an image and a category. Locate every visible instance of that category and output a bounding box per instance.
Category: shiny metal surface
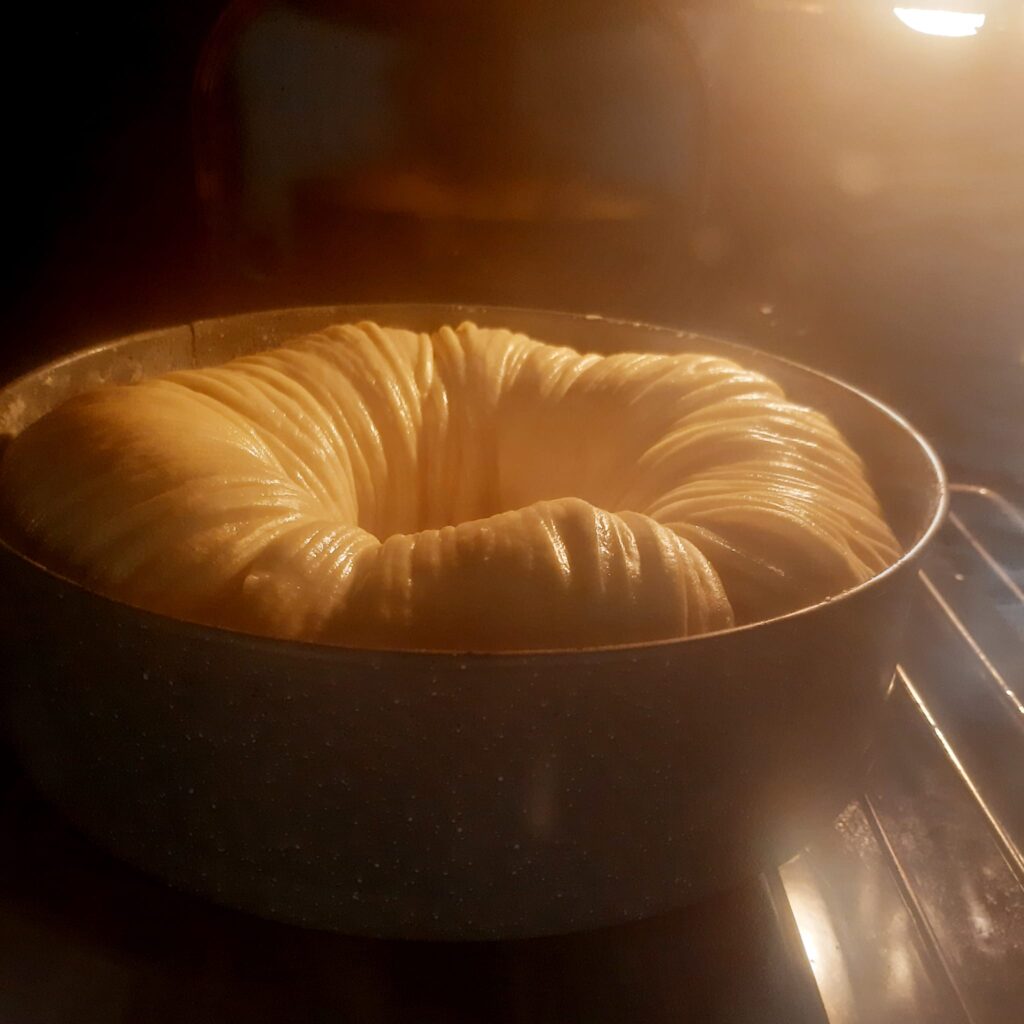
[782,485,1024,1023]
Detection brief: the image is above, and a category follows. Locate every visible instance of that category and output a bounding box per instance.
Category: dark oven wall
[3,1,1021,502]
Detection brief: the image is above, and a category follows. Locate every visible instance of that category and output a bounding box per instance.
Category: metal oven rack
[775,485,1024,1024]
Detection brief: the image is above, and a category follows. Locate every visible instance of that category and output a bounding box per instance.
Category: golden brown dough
[0,322,899,650]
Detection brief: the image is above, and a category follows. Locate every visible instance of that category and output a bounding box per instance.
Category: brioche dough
[0,322,899,650]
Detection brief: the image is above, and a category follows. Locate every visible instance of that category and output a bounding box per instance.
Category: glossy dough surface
[0,323,900,650]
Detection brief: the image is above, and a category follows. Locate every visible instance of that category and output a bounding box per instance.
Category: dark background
[4,6,221,371]
[3,1,1022,498]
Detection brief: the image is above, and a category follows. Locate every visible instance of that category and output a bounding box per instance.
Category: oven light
[892,8,987,36]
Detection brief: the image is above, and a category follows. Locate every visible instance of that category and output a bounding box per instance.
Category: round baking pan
[0,304,947,940]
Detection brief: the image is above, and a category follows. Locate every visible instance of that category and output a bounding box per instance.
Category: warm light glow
[780,855,856,1018]
[893,8,987,36]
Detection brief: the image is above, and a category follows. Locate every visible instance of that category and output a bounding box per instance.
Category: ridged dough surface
[0,322,900,650]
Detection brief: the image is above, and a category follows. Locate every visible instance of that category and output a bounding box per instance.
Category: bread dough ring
[0,322,899,651]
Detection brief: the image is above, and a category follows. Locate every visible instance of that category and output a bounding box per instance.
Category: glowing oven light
[893,8,987,36]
